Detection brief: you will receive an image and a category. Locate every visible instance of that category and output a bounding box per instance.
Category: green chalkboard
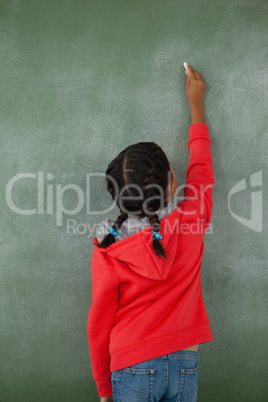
[1,0,267,401]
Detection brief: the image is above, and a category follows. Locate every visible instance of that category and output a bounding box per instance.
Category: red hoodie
[87,123,214,397]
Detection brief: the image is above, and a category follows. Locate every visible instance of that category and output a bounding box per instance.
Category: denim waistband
[159,345,200,358]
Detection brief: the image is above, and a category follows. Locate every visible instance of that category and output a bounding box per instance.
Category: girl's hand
[185,64,206,107]
[100,396,114,402]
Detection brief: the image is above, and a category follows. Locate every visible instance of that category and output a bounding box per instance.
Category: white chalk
[183,62,189,72]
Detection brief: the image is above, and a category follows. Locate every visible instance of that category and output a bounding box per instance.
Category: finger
[185,70,190,87]
[195,70,205,82]
[186,64,197,79]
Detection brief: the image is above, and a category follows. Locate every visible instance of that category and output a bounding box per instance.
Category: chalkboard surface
[1,1,267,401]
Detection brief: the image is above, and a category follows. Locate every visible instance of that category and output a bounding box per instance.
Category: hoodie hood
[93,203,182,281]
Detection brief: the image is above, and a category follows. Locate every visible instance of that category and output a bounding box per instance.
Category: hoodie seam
[111,321,211,353]
[109,257,122,283]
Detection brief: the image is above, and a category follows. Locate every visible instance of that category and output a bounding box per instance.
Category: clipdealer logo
[5,169,263,234]
[5,171,211,236]
[227,170,263,232]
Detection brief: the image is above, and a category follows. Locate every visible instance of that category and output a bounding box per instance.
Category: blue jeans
[111,346,200,401]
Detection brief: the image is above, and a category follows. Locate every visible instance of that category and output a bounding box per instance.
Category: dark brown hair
[94,142,172,258]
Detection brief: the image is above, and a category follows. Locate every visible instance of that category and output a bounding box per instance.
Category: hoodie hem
[110,321,214,372]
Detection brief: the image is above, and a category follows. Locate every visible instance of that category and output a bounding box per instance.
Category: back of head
[94,142,172,258]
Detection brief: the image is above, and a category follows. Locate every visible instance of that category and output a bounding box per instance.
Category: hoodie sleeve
[178,123,214,227]
[87,247,120,397]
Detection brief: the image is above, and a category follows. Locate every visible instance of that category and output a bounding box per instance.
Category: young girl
[87,64,214,402]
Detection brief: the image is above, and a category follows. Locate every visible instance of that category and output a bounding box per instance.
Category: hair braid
[144,212,167,259]
[114,211,129,232]
[94,211,128,248]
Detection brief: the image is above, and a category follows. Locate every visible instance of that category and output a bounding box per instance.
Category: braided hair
[94,142,172,259]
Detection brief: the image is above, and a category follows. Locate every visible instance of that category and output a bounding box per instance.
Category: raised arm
[185,64,206,125]
[178,65,214,228]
